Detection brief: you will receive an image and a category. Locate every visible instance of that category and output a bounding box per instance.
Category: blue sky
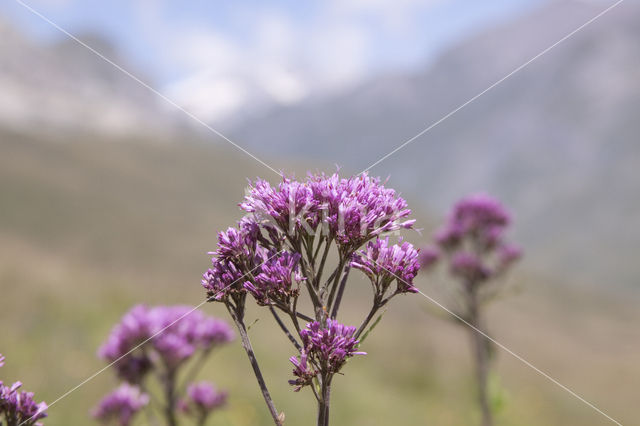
[1,0,544,122]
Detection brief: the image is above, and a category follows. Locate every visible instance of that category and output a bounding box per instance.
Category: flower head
[419,246,440,271]
[450,252,492,284]
[351,237,421,295]
[239,172,415,253]
[0,380,48,426]
[435,194,521,285]
[300,320,364,374]
[288,351,317,392]
[244,250,304,305]
[436,194,510,251]
[91,383,148,426]
[181,382,227,418]
[289,319,365,391]
[98,305,233,381]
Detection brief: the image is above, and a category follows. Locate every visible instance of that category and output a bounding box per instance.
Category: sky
[1,0,544,123]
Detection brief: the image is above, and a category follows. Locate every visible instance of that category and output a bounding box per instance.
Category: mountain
[0,18,185,139]
[230,0,640,289]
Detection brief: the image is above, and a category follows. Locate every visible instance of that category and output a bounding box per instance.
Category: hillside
[0,18,186,138]
[230,0,640,289]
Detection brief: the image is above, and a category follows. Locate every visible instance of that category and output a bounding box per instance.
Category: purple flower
[289,319,365,390]
[496,244,523,273]
[98,305,234,381]
[241,177,317,236]
[434,194,521,284]
[419,246,440,271]
[0,353,4,368]
[91,383,148,426]
[0,380,48,426]
[436,194,510,251]
[182,382,227,417]
[202,258,249,302]
[239,173,415,253]
[450,252,491,284]
[244,250,304,305]
[351,237,421,295]
[288,351,317,392]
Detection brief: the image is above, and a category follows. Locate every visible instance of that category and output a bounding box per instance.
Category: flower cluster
[0,354,48,426]
[245,250,304,306]
[289,320,365,391]
[202,172,420,425]
[351,237,421,295]
[434,194,521,284]
[94,306,232,426]
[240,172,415,251]
[98,305,234,382]
[180,382,227,419]
[91,383,148,426]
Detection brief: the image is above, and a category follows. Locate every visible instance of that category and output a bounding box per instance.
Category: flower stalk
[201,172,422,425]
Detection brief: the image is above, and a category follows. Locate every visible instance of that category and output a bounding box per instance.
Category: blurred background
[0,0,638,424]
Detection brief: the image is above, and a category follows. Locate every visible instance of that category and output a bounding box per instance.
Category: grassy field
[1,130,638,425]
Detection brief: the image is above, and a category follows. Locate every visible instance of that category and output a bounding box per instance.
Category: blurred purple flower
[497,244,523,271]
[91,383,148,426]
[419,246,440,271]
[98,305,234,381]
[0,353,4,368]
[450,252,492,284]
[181,382,227,417]
[435,194,521,285]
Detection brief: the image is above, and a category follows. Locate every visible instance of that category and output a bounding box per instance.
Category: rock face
[0,19,182,138]
[229,0,640,288]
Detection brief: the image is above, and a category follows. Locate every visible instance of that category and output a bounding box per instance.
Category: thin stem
[328,266,350,319]
[316,375,333,426]
[227,305,283,425]
[314,239,332,288]
[355,297,387,339]
[323,377,332,426]
[468,287,493,426]
[163,368,178,426]
[177,350,210,395]
[270,305,302,350]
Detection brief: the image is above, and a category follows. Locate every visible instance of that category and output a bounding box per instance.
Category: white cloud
[158,1,444,123]
[165,71,247,123]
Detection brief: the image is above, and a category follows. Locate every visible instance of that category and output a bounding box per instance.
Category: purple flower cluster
[203,172,418,307]
[202,171,421,424]
[289,320,365,391]
[351,237,421,295]
[245,250,304,306]
[419,246,440,271]
[180,382,227,418]
[240,172,415,250]
[435,194,521,284]
[91,383,149,426]
[0,354,47,426]
[98,305,234,382]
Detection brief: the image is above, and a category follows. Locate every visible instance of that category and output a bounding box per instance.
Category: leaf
[488,373,509,414]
